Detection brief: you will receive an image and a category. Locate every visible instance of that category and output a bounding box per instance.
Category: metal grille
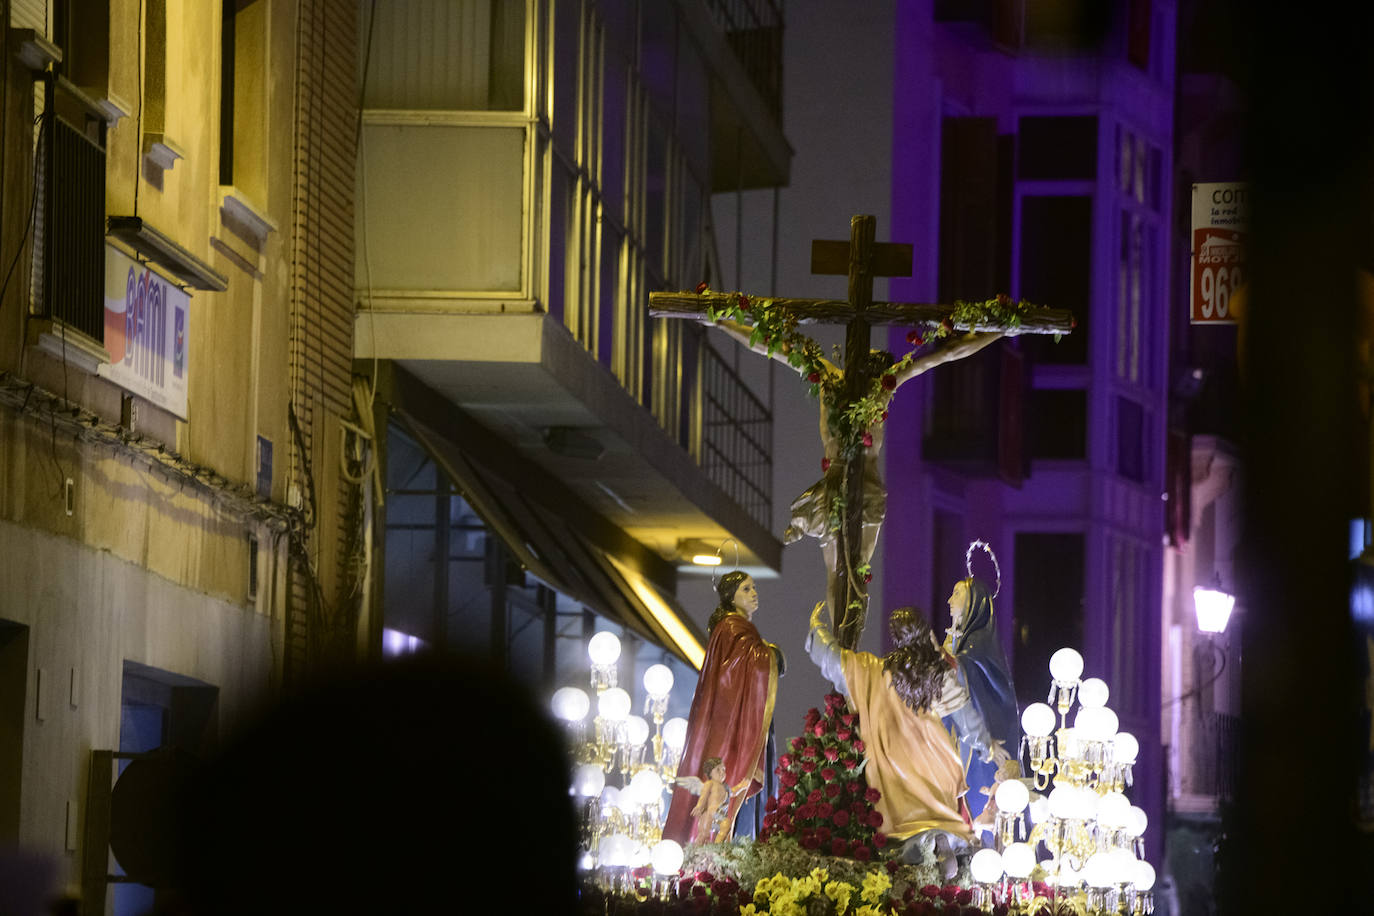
[44,112,106,340]
[704,0,784,120]
[1208,711,1240,801]
[700,344,772,529]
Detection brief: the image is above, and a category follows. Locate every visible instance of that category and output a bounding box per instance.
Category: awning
[393,411,706,670]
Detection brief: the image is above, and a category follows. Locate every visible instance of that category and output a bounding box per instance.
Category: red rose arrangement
[758,692,887,862]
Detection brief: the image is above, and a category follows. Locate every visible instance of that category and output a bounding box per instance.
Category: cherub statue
[675,756,734,843]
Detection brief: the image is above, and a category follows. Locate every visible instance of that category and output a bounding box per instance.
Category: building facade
[881,0,1176,866]
[352,0,790,723]
[1,0,360,909]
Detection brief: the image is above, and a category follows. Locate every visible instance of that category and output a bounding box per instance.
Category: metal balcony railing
[704,0,784,121]
[44,83,107,341]
[699,344,772,530]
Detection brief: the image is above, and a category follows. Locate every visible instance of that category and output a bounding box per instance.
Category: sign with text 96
[1191,182,1247,324]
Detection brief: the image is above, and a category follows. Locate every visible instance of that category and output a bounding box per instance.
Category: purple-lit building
[879,3,1176,869]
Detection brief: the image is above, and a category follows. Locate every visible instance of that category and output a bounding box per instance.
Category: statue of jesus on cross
[651,215,1072,649]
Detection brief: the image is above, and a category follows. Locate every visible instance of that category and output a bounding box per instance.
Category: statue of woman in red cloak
[662,571,782,844]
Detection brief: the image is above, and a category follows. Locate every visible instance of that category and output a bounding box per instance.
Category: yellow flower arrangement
[824,879,855,914]
[860,870,892,905]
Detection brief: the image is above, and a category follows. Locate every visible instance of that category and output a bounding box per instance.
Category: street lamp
[1192,585,1235,634]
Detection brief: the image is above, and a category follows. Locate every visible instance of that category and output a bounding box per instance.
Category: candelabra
[551,630,688,887]
[974,647,1155,915]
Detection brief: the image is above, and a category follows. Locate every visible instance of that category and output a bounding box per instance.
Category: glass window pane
[361,0,524,111]
[1027,388,1087,459]
[602,56,627,224]
[357,124,524,291]
[1018,116,1098,180]
[1020,195,1092,364]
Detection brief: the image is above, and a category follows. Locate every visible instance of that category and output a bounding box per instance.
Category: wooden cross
[651,215,1072,649]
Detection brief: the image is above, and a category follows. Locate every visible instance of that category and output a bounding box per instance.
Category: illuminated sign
[98,245,190,418]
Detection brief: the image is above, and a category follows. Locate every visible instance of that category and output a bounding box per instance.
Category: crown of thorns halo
[710,537,742,588]
[965,539,1002,598]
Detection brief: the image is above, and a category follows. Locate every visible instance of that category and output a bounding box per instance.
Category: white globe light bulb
[1085,852,1114,888]
[1074,785,1100,821]
[551,686,591,722]
[624,715,651,747]
[1114,731,1139,764]
[651,839,685,876]
[601,834,632,867]
[1048,786,1077,820]
[1078,677,1109,708]
[630,844,652,867]
[578,850,597,871]
[662,717,688,750]
[629,769,664,805]
[1134,860,1156,891]
[598,687,632,721]
[643,663,675,699]
[1126,806,1149,838]
[1049,647,1084,683]
[1029,794,1051,824]
[995,778,1030,814]
[1052,859,1082,888]
[1107,849,1139,886]
[970,848,1004,884]
[1021,702,1056,738]
[588,631,622,666]
[1098,707,1119,739]
[1097,791,1131,828]
[1002,842,1036,879]
[1074,707,1104,741]
[599,785,622,813]
[574,762,606,798]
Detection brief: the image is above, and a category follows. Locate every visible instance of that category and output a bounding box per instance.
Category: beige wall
[0,0,318,893]
[0,515,274,886]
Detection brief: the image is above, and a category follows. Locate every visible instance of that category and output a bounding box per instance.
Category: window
[53,0,111,91]
[45,82,108,341]
[1109,537,1148,714]
[1018,116,1097,181]
[1012,533,1085,705]
[1117,211,1143,382]
[1116,396,1145,482]
[360,0,524,111]
[144,0,167,139]
[114,662,218,916]
[1027,388,1087,460]
[220,1,267,200]
[1020,195,1092,364]
[940,117,1003,300]
[1127,0,1151,71]
[0,621,28,841]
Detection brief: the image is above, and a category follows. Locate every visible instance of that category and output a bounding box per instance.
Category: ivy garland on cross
[702,286,1048,547]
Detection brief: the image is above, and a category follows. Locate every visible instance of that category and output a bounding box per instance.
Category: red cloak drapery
[662,612,778,844]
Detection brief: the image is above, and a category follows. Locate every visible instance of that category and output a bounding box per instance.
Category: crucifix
[651,215,1072,649]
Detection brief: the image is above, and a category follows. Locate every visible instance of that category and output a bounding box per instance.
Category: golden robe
[840,649,972,843]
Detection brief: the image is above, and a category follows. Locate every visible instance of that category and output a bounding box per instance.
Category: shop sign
[98,245,190,418]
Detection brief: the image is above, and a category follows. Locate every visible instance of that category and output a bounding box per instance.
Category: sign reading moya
[97,245,190,418]
[1191,182,1247,325]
